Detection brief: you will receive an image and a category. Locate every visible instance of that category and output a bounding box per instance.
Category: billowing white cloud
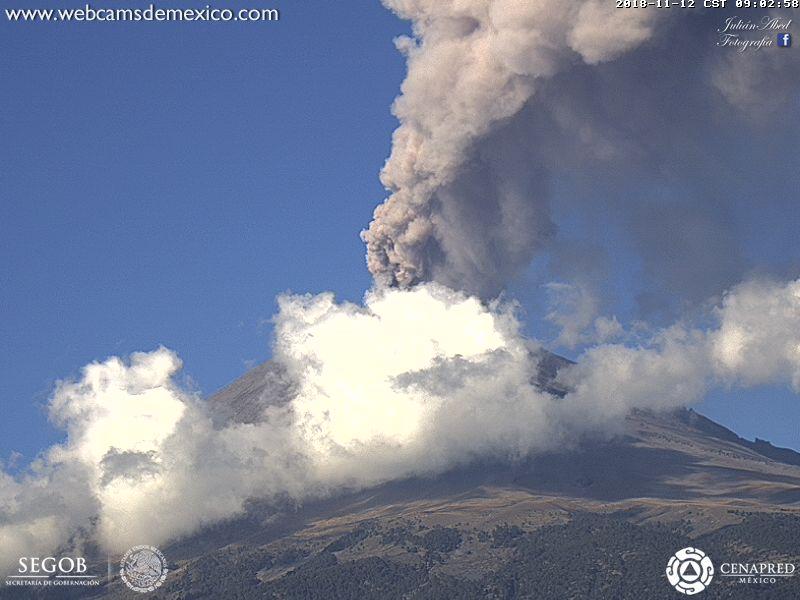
[710,278,800,390]
[0,349,308,569]
[561,277,800,429]
[0,285,546,571]
[2,278,799,571]
[275,286,520,449]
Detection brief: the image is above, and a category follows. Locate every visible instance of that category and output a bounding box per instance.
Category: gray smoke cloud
[363,1,799,299]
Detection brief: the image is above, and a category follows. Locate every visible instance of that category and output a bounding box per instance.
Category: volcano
[17,354,800,600]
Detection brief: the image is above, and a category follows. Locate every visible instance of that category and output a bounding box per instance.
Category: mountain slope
[7,354,799,599]
[139,397,800,599]
[152,357,800,598]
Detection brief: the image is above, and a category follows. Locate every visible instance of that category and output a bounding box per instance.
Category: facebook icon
[778,33,792,48]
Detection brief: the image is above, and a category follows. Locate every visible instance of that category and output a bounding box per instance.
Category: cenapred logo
[120,545,168,593]
[666,547,714,595]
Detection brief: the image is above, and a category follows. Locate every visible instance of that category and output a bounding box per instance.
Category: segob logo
[5,555,100,588]
[120,545,168,593]
[666,547,714,595]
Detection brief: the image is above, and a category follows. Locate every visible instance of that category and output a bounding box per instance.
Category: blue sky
[1,1,407,460]
[2,1,799,464]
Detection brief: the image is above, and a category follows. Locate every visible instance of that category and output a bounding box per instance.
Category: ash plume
[364,1,799,299]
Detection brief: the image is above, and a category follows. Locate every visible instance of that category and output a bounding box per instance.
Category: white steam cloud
[3,278,800,571]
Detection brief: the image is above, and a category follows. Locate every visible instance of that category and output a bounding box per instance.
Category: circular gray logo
[666,547,714,595]
[120,545,168,593]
